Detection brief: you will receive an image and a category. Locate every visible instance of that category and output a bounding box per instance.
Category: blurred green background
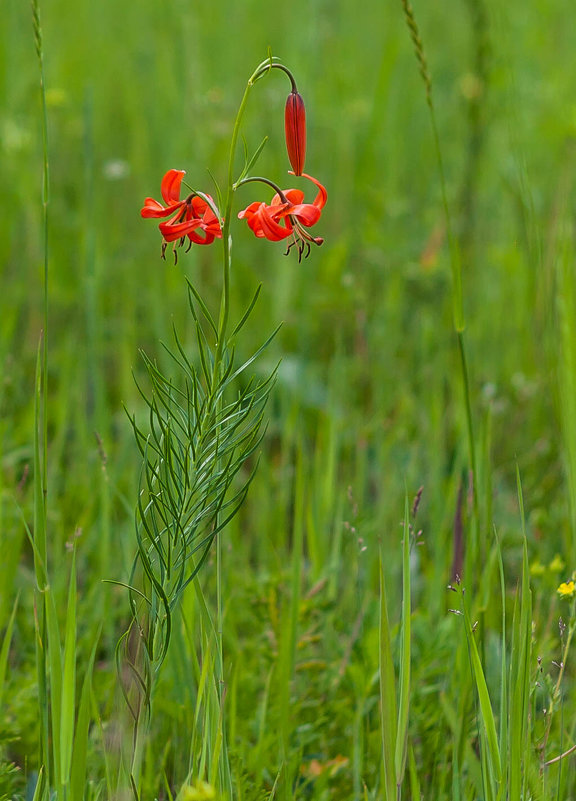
[2,0,576,796]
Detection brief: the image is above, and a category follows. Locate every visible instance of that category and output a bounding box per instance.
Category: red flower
[238,172,327,260]
[141,169,222,260]
[285,90,306,176]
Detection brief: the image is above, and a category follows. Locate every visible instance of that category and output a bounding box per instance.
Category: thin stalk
[31,0,49,587]
[209,66,261,797]
[32,2,50,796]
[400,0,481,574]
[212,74,267,720]
[540,616,575,758]
[457,331,480,567]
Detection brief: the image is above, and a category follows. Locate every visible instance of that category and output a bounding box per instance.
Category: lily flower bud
[284,90,306,176]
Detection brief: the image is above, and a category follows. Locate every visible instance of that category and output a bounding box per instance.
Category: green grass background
[2,0,576,797]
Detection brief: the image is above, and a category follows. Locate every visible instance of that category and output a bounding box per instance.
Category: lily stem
[211,56,295,796]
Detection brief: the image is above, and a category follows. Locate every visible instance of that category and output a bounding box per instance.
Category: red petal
[141,197,184,218]
[188,229,216,245]
[289,203,322,227]
[160,169,186,204]
[159,217,202,242]
[191,196,208,216]
[257,208,292,241]
[271,189,303,207]
[289,172,327,210]
[238,201,262,221]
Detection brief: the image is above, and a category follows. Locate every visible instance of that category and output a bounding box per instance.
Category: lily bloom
[141,169,222,261]
[238,172,327,261]
[285,90,306,176]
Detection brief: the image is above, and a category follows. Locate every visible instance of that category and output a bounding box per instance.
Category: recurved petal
[141,197,183,218]
[159,217,202,242]
[188,229,216,245]
[272,189,303,207]
[237,201,262,221]
[160,169,186,204]
[289,172,327,210]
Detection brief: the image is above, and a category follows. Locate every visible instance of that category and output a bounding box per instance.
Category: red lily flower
[238,172,327,260]
[141,169,222,260]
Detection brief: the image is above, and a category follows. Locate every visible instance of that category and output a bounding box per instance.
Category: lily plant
[122,56,327,798]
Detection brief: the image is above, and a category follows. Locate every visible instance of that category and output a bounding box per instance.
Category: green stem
[32,2,51,795]
[216,61,267,368]
[541,616,575,755]
[428,104,464,333]
[457,331,480,567]
[235,175,289,203]
[211,59,268,796]
[216,57,298,372]
[404,3,480,569]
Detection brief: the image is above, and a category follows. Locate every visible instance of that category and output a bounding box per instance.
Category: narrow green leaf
[31,766,46,801]
[231,283,263,338]
[509,469,532,801]
[60,549,78,784]
[462,597,502,783]
[225,324,282,385]
[236,135,269,184]
[70,633,99,800]
[33,334,47,590]
[44,586,63,792]
[395,493,411,785]
[0,594,18,710]
[186,279,218,339]
[379,552,397,801]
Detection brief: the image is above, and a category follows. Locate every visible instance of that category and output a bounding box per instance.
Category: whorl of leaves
[118,282,276,718]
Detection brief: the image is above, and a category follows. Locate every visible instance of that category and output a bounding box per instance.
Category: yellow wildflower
[557,580,576,600]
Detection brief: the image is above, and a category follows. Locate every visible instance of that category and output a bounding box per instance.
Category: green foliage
[3,0,576,798]
[123,293,275,670]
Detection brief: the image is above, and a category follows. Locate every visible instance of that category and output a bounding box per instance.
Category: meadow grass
[2,0,576,798]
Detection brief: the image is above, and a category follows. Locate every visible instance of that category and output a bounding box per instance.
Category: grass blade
[394,494,411,786]
[60,549,78,786]
[379,552,397,800]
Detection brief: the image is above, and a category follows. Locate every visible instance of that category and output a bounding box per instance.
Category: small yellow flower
[180,780,217,801]
[549,554,566,573]
[530,559,546,577]
[557,580,576,600]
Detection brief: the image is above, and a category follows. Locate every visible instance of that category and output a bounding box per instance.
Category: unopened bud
[285,90,306,176]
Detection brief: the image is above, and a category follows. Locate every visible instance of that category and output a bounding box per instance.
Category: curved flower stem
[235,175,289,204]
